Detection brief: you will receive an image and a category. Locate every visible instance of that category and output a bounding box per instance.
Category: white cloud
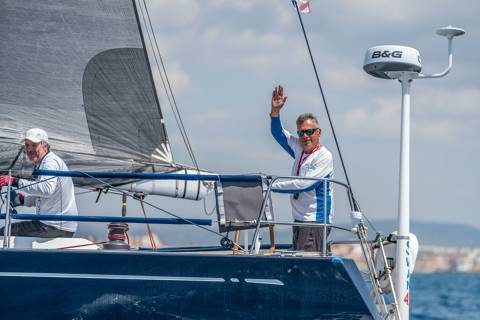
[186,107,229,127]
[339,85,480,144]
[413,86,480,142]
[144,0,201,28]
[197,26,307,74]
[318,56,371,89]
[334,1,422,24]
[414,119,461,143]
[152,61,191,97]
[416,87,480,116]
[164,62,191,92]
[342,96,400,138]
[202,27,284,50]
[209,0,257,11]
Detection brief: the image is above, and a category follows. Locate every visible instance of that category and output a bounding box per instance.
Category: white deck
[0,237,100,250]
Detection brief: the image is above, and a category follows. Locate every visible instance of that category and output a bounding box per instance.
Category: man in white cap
[0,128,78,237]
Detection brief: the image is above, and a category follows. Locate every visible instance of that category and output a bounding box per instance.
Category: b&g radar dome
[363,45,422,79]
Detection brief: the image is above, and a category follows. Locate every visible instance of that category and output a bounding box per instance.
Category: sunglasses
[297,128,319,137]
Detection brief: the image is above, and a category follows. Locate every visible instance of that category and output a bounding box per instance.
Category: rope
[126,232,130,246]
[202,196,216,216]
[292,1,382,236]
[292,0,360,212]
[139,196,157,249]
[58,241,107,250]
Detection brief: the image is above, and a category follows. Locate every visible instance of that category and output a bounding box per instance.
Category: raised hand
[271,85,288,117]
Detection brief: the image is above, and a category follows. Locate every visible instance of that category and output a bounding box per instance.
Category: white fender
[374,232,419,293]
[120,169,216,200]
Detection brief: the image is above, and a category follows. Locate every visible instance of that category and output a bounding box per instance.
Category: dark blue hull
[0,250,379,319]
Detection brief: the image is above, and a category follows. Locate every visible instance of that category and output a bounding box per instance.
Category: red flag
[297,0,311,14]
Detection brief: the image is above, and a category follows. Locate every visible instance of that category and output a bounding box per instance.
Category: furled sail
[0,0,173,185]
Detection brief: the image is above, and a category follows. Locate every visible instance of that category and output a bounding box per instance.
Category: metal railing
[250,175,355,256]
[0,169,221,248]
[2,170,356,256]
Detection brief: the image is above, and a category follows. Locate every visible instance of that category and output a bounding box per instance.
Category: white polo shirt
[18,151,78,232]
[271,117,334,223]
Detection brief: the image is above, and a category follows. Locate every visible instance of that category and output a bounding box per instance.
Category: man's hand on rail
[0,175,17,187]
[9,189,24,207]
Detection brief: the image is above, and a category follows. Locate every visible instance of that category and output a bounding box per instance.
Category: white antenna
[363,26,465,320]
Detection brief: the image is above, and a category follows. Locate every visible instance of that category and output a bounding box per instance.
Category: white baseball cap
[24,128,49,143]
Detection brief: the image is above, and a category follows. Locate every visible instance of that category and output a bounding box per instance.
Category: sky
[75,0,479,243]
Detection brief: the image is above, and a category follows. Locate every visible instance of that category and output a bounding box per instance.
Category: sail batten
[0,0,171,181]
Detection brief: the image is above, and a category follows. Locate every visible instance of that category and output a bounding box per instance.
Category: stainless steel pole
[2,170,12,249]
[322,179,327,256]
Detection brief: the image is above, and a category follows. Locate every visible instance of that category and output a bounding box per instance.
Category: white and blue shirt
[270,117,334,223]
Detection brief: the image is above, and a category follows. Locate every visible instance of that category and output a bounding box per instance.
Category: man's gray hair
[40,141,50,151]
[296,113,318,126]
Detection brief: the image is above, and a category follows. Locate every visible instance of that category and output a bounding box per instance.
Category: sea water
[410,273,480,320]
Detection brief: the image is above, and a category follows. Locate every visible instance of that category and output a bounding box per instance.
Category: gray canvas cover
[0,0,172,184]
[216,180,273,233]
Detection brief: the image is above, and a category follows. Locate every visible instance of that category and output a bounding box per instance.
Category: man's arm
[271,117,295,158]
[272,151,333,193]
[18,175,57,198]
[17,159,59,197]
[270,85,296,158]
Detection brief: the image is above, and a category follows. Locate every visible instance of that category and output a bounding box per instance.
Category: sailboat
[0,1,465,319]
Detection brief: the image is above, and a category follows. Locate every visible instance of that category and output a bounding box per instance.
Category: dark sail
[0,0,172,182]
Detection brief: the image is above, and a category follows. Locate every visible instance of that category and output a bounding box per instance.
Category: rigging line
[58,241,107,250]
[139,196,157,249]
[140,0,198,168]
[292,0,359,212]
[141,0,199,170]
[362,213,378,234]
[139,1,199,170]
[136,2,184,155]
[7,146,24,170]
[141,4,199,172]
[75,190,96,196]
[202,196,216,216]
[132,1,174,165]
[78,171,244,251]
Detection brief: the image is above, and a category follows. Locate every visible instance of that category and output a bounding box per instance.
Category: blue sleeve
[271,116,295,158]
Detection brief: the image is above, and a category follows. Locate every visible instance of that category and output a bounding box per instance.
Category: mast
[395,74,412,319]
[364,26,464,319]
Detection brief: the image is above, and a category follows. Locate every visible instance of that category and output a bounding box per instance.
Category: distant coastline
[333,243,480,273]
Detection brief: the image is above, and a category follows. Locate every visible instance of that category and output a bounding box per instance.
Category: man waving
[270,85,333,252]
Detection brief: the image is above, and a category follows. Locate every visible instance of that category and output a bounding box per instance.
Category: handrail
[2,170,260,252]
[4,170,356,257]
[2,170,12,248]
[0,214,212,225]
[250,175,354,257]
[33,170,262,182]
[260,220,354,233]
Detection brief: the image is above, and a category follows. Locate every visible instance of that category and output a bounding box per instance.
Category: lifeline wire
[78,171,246,252]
